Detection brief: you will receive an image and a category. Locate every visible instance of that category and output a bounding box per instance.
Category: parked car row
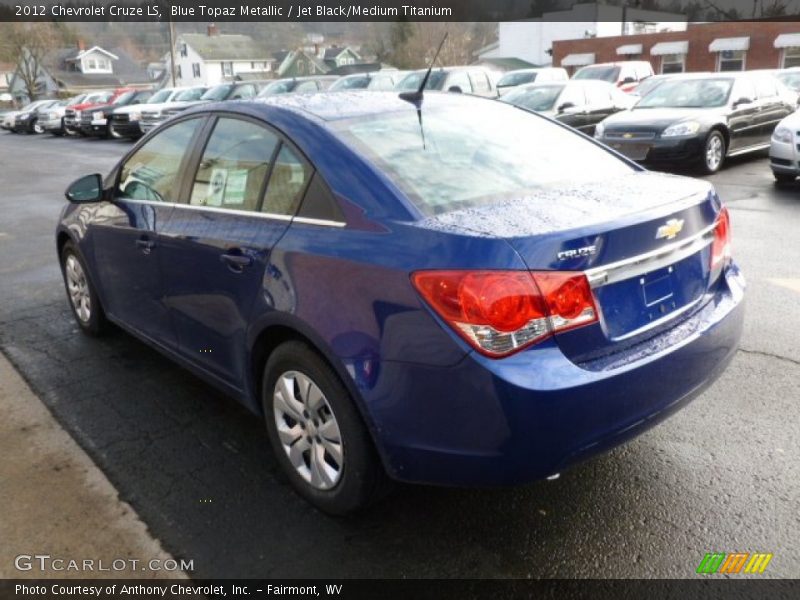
[501,69,797,175]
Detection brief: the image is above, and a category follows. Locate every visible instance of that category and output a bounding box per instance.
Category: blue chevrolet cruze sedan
[56,92,744,514]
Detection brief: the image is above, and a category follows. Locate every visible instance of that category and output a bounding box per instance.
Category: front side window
[718,50,745,72]
[333,101,634,216]
[118,118,202,203]
[190,118,278,212]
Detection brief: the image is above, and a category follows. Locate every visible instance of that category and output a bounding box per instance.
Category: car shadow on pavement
[0,290,723,579]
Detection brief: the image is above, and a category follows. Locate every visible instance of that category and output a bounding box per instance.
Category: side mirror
[621,76,636,85]
[447,86,463,93]
[557,101,576,113]
[65,174,103,203]
[734,97,753,108]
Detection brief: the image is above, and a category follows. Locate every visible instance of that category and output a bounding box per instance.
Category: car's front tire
[700,130,726,174]
[60,241,107,336]
[262,341,388,515]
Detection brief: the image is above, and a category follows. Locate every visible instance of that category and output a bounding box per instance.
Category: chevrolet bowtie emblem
[623,132,633,139]
[656,218,685,240]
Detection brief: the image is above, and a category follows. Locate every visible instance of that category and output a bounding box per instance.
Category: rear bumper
[359,265,744,486]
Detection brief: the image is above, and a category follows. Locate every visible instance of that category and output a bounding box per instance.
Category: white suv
[573,61,654,92]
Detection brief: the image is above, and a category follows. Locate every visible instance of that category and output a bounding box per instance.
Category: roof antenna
[399,32,448,108]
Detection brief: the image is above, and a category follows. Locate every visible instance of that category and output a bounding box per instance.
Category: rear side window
[117,118,202,203]
[262,145,312,215]
[295,80,319,93]
[189,118,278,212]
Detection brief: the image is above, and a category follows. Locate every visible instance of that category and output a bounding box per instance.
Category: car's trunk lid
[417,171,720,361]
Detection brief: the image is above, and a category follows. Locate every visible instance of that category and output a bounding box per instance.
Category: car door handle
[135,237,155,253]
[220,252,253,271]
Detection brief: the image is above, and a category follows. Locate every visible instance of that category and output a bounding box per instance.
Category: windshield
[148,89,172,103]
[636,78,733,108]
[500,85,564,112]
[176,87,206,101]
[574,66,621,83]
[777,72,800,91]
[258,80,294,96]
[330,76,371,91]
[332,100,633,216]
[396,71,447,91]
[201,84,233,101]
[113,91,135,105]
[497,72,537,87]
[86,92,112,104]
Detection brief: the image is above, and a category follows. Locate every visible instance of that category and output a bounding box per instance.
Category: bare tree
[386,23,495,69]
[0,23,67,100]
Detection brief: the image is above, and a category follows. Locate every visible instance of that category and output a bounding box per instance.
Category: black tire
[262,341,388,515]
[700,130,726,174]
[60,241,107,336]
[773,171,796,184]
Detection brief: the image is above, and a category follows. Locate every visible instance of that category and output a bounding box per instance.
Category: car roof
[231,90,492,122]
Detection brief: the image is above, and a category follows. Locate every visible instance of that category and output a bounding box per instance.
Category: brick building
[553,21,800,76]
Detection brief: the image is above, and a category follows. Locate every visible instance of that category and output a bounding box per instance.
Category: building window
[192,63,201,78]
[176,65,182,79]
[222,62,233,77]
[783,47,800,68]
[180,43,187,57]
[718,50,745,72]
[297,61,306,74]
[661,54,685,74]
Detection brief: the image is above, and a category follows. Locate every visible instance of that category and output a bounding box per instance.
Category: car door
[157,115,313,388]
[581,84,617,135]
[727,77,760,151]
[91,116,206,345]
[554,84,589,131]
[754,74,789,141]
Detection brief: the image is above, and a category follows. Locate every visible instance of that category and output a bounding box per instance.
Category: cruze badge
[557,245,597,261]
[656,218,684,240]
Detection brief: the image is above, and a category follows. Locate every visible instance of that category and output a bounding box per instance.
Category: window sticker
[224,169,249,206]
[207,168,227,207]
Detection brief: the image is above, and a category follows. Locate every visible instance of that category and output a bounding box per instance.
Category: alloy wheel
[705,134,723,172]
[273,370,344,490]
[65,254,91,323]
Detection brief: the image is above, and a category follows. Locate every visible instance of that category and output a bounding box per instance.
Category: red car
[63,89,130,135]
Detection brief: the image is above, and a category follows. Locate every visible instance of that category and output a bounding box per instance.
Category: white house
[478,3,687,67]
[172,25,276,86]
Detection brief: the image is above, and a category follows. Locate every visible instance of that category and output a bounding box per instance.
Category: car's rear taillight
[411,270,598,358]
[710,206,731,270]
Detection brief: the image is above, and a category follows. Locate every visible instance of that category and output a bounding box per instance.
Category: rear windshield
[498,72,537,87]
[574,66,621,83]
[332,100,634,216]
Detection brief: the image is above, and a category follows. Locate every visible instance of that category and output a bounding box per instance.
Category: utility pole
[168,20,177,87]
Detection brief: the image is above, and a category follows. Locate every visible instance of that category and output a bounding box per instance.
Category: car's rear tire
[262,341,388,515]
[700,130,726,174]
[773,171,796,184]
[60,241,107,336]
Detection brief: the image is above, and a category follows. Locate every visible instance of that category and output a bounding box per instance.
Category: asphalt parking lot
[0,131,798,579]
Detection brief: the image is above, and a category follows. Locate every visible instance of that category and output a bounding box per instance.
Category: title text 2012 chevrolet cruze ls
[56,92,744,514]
